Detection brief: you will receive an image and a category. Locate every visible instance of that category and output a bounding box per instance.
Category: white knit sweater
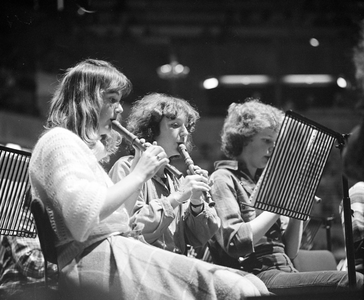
[29,127,131,269]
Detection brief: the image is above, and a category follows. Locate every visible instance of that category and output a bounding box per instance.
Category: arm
[132,195,219,247]
[102,144,168,220]
[341,182,364,243]
[109,157,175,244]
[210,170,254,258]
[110,157,218,246]
[141,174,217,246]
[282,217,303,259]
[211,170,280,258]
[30,128,166,242]
[108,155,143,217]
[183,202,221,247]
[250,212,281,244]
[180,165,221,247]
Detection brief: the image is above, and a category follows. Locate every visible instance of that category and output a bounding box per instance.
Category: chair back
[0,145,36,237]
[30,198,58,265]
[292,249,337,272]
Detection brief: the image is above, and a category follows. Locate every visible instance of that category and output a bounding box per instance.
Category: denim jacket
[209,160,292,273]
[109,156,220,255]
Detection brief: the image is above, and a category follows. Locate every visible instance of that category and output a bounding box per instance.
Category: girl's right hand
[131,144,169,182]
[174,174,210,204]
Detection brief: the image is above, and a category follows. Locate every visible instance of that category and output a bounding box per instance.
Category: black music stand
[336,136,357,288]
[250,111,357,288]
[300,217,323,250]
[1,146,60,298]
[0,145,36,237]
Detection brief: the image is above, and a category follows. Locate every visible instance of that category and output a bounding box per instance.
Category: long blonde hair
[46,59,132,157]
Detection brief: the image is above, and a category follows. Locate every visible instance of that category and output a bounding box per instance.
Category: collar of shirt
[214,160,262,183]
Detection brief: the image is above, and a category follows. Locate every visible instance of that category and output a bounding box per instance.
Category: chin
[169,151,180,160]
[99,126,111,136]
[260,161,268,168]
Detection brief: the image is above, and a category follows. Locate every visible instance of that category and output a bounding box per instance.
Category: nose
[268,143,275,154]
[180,124,188,138]
[115,103,123,114]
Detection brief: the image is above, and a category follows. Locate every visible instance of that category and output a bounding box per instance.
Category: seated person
[338,18,364,276]
[109,92,269,295]
[29,59,270,299]
[208,98,364,295]
[0,207,58,297]
[340,123,364,274]
[109,93,219,255]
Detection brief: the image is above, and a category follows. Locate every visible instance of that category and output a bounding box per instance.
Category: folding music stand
[300,217,323,250]
[1,146,59,296]
[250,111,356,288]
[337,139,357,289]
[0,145,36,238]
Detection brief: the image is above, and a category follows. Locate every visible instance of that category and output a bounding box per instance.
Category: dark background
[1,0,364,259]
[1,0,364,117]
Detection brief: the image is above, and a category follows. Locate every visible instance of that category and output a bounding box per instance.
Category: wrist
[190,202,204,215]
[174,189,189,204]
[190,202,204,208]
[129,172,148,186]
[169,192,187,208]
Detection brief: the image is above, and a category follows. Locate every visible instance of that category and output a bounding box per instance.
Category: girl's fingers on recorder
[134,146,168,179]
[192,165,209,178]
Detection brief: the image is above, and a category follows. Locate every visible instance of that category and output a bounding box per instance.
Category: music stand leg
[324,216,334,251]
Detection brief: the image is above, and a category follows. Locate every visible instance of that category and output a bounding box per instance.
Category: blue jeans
[256,269,364,295]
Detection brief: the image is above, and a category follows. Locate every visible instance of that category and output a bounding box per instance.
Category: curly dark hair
[126,93,199,154]
[220,98,284,159]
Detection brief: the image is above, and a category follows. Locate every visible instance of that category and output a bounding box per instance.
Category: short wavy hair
[126,93,199,154]
[46,59,132,157]
[221,98,284,159]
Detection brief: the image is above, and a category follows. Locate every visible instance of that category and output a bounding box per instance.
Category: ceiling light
[157,55,190,80]
[203,78,219,89]
[219,75,272,86]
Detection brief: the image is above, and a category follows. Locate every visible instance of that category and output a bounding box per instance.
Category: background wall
[1,0,364,261]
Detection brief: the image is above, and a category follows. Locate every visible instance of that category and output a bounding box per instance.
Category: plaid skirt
[59,235,269,300]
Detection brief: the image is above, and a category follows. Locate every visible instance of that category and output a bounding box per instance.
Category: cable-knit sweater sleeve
[29,128,109,242]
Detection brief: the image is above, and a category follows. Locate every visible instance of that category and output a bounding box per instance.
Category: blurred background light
[336,77,348,88]
[5,143,21,150]
[203,78,219,89]
[282,74,334,86]
[219,75,272,86]
[310,38,320,47]
[157,55,190,80]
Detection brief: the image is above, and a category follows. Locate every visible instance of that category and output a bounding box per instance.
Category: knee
[355,272,364,290]
[214,270,263,298]
[244,273,270,295]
